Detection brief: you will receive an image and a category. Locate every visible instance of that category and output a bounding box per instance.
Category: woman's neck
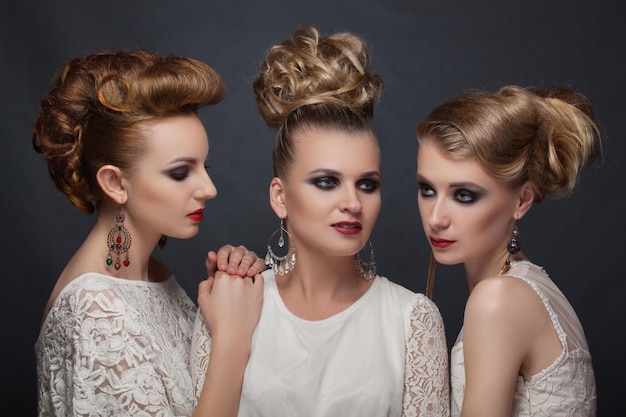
[67,211,161,282]
[464,250,528,291]
[276,251,373,320]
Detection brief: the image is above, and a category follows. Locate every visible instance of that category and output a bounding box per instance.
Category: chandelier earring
[355,240,377,281]
[500,221,521,275]
[265,218,296,276]
[106,205,132,270]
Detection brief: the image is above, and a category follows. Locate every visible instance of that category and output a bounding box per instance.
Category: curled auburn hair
[416,85,603,202]
[33,50,225,213]
[253,26,383,178]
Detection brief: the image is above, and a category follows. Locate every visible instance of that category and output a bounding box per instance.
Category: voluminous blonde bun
[253,26,383,128]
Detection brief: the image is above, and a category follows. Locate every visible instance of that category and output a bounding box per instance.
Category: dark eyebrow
[416,174,486,191]
[449,182,485,190]
[308,168,381,178]
[168,155,209,166]
[307,168,340,176]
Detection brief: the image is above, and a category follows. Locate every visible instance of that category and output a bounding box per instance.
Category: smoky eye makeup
[417,181,435,197]
[167,166,189,181]
[454,188,483,203]
[164,160,194,181]
[357,178,380,193]
[164,156,204,181]
[310,176,339,190]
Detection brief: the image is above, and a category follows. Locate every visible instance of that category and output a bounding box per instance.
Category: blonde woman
[192,27,449,417]
[416,85,600,416]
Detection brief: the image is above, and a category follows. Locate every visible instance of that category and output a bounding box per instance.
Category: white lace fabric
[36,273,197,417]
[403,295,450,417]
[190,270,449,416]
[450,261,596,417]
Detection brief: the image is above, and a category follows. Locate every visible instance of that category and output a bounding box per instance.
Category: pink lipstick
[332,221,362,235]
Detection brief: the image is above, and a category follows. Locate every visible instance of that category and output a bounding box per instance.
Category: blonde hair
[253,26,384,178]
[416,85,602,202]
[33,50,225,214]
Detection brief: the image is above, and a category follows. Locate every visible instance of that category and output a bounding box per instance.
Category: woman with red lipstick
[191,27,449,417]
[33,50,265,417]
[416,85,601,416]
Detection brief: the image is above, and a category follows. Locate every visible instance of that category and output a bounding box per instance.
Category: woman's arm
[191,271,264,417]
[39,283,193,416]
[460,277,543,417]
[403,294,450,417]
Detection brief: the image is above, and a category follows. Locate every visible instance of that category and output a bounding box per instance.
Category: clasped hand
[198,245,265,342]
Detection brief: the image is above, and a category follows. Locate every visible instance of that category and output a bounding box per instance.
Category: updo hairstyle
[33,50,225,214]
[253,26,384,178]
[416,85,602,202]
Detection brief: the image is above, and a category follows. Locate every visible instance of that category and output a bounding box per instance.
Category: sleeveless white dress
[450,261,596,416]
[191,270,450,417]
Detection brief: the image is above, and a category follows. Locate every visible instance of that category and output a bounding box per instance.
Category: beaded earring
[106,205,131,270]
[355,240,377,281]
[500,222,521,275]
[264,219,296,276]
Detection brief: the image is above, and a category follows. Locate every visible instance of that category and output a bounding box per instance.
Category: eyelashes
[417,181,481,204]
[312,176,338,190]
[357,178,380,193]
[455,189,480,203]
[417,182,434,197]
[168,167,189,181]
[311,176,380,193]
[166,160,211,182]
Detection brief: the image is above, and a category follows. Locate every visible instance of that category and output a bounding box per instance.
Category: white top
[191,270,449,417]
[35,273,197,417]
[450,261,596,417]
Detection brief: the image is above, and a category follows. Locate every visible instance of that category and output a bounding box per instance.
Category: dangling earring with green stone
[106,205,131,270]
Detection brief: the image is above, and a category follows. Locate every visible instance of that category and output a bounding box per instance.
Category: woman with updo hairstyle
[415,85,601,416]
[34,50,266,417]
[191,27,450,417]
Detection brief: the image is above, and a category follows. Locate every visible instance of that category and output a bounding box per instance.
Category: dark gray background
[2,0,623,415]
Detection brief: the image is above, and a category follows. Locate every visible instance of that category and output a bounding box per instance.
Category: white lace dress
[35,273,197,417]
[191,270,450,417]
[450,261,596,417]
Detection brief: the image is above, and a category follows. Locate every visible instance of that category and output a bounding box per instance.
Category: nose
[339,185,362,213]
[195,170,217,201]
[425,196,449,230]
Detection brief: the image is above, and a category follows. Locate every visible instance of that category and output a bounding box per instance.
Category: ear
[269,177,287,219]
[513,181,535,220]
[96,164,128,205]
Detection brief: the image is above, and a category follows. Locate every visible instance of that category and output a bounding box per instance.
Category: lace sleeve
[189,308,212,407]
[403,294,450,417]
[37,281,189,417]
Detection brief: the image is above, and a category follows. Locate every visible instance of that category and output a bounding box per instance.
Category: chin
[172,229,200,240]
[187,230,200,238]
[431,252,463,266]
[324,246,361,258]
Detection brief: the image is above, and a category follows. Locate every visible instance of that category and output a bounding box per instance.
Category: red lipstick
[187,208,204,222]
[332,221,362,235]
[430,236,454,248]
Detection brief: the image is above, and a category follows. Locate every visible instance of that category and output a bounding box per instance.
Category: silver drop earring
[355,240,376,281]
[265,219,296,276]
